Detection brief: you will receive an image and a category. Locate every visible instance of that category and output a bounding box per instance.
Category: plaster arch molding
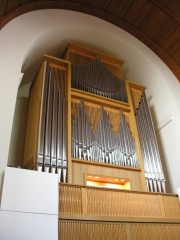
[0,9,179,193]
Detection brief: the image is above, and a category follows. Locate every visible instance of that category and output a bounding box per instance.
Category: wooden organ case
[23,43,180,240]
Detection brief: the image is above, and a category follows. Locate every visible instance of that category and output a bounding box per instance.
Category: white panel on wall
[0,167,58,214]
[0,210,58,240]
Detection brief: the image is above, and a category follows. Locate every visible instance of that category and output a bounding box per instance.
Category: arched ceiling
[0,0,179,80]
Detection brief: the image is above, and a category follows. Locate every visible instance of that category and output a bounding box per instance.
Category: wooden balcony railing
[59,184,180,221]
[59,220,180,240]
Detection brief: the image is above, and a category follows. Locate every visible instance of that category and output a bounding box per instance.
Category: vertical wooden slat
[59,220,128,240]
[125,80,147,191]
[0,0,8,16]
[21,0,34,4]
[6,0,21,13]
[23,62,45,169]
[67,61,72,183]
[59,220,180,240]
[162,194,180,218]
[158,194,166,217]
[130,223,180,240]
[126,223,132,240]
[59,184,180,219]
[82,187,87,215]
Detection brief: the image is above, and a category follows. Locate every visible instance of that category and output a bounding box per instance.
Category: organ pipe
[71,101,139,168]
[37,62,67,183]
[71,57,127,102]
[135,92,166,192]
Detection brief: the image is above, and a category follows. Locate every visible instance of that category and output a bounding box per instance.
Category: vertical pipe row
[135,92,166,192]
[37,61,49,171]
[71,58,127,102]
[37,63,67,183]
[71,101,139,168]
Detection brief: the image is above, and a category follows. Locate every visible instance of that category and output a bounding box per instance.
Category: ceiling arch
[0,0,179,80]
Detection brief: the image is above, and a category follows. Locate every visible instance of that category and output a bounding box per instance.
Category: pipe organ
[22,43,180,240]
[23,42,166,193]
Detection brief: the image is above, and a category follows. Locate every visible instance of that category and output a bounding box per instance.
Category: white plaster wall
[8,97,29,167]
[0,9,179,193]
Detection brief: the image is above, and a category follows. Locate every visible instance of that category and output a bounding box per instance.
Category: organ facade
[23,43,180,239]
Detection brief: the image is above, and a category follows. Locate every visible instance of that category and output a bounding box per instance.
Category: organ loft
[23,42,180,239]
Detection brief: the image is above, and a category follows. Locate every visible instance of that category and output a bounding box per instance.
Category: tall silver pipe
[37,61,49,171]
[136,102,154,191]
[57,89,63,178]
[51,81,57,173]
[36,63,67,183]
[142,93,165,192]
[141,95,159,192]
[44,68,54,172]
[62,98,67,183]
[71,102,139,168]
[71,57,127,102]
[136,92,166,192]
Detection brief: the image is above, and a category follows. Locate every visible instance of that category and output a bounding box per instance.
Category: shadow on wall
[8,97,29,168]
[150,106,171,193]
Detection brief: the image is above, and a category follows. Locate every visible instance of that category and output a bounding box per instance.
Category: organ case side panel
[126,81,147,191]
[23,56,71,183]
[23,43,165,193]
[23,62,45,169]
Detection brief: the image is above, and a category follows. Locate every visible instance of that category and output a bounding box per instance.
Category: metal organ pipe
[71,58,127,102]
[51,71,58,174]
[71,101,139,168]
[135,92,166,193]
[37,63,67,183]
[136,100,154,191]
[37,61,49,172]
